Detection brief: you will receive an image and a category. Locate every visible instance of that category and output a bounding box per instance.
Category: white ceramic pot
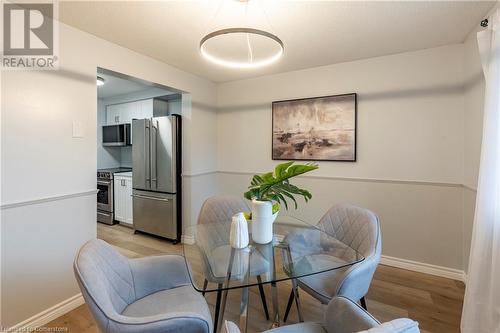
[251,200,277,244]
[230,212,249,249]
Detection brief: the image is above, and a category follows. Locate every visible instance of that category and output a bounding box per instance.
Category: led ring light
[200,28,284,69]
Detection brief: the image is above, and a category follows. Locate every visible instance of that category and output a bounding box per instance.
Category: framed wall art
[272,93,357,162]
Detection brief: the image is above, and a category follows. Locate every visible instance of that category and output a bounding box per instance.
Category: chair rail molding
[0,189,98,210]
[216,170,463,188]
[462,184,478,192]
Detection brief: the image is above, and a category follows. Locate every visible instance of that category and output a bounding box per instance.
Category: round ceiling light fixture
[96,76,105,86]
[200,28,284,69]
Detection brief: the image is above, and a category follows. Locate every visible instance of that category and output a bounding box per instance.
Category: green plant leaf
[275,161,294,178]
[272,203,280,214]
[244,161,318,209]
[274,184,298,209]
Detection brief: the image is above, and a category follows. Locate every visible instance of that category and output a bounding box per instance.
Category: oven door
[97,180,113,212]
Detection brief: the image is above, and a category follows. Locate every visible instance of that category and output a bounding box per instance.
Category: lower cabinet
[114,175,133,226]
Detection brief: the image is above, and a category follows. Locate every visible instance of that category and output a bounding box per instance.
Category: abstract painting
[272,93,357,161]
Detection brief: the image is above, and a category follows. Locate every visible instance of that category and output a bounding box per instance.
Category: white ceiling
[96,71,174,99]
[61,1,495,83]
[97,72,151,99]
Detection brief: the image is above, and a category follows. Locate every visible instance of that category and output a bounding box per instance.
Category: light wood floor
[44,224,465,333]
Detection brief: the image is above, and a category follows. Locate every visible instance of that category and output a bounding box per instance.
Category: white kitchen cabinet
[114,174,133,226]
[105,98,172,125]
[139,99,154,119]
[106,104,123,124]
[139,99,169,118]
[106,101,139,124]
[123,101,139,123]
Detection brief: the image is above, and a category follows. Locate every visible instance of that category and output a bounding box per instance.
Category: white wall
[217,44,467,270]
[0,23,217,328]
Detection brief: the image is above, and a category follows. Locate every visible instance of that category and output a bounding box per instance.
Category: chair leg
[213,285,223,333]
[360,297,367,310]
[202,278,208,296]
[283,289,294,322]
[256,275,270,320]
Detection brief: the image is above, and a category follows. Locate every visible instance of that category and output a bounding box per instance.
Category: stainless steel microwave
[102,124,131,146]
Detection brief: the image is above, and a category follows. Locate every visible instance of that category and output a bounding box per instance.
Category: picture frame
[272,93,357,162]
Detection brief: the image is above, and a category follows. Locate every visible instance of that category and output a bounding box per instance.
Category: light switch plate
[72,120,85,138]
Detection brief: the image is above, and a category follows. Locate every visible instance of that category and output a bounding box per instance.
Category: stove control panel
[97,172,111,180]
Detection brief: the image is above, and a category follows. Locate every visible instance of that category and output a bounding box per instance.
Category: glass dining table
[183,216,364,333]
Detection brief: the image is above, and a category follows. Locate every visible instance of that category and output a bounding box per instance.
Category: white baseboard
[181,234,195,245]
[9,293,84,331]
[381,255,466,283]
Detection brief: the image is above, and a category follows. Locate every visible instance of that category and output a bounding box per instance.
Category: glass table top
[183,216,364,292]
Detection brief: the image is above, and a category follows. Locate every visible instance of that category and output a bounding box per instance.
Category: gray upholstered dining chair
[74,239,212,333]
[284,203,382,321]
[197,195,270,332]
[224,296,419,333]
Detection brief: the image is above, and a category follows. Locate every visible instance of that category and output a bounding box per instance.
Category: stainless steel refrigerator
[132,115,181,243]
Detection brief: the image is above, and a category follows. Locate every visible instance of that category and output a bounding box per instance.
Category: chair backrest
[357,319,420,333]
[74,239,136,330]
[317,203,381,259]
[197,195,250,225]
[325,297,419,333]
[223,297,419,333]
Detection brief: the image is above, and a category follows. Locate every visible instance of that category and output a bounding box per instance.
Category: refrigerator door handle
[145,120,151,187]
[132,194,170,202]
[151,119,158,188]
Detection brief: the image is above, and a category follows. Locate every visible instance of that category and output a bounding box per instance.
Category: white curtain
[461,9,500,333]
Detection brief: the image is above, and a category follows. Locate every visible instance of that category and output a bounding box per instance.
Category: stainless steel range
[97,167,132,225]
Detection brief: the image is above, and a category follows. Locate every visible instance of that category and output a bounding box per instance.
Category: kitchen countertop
[115,171,132,177]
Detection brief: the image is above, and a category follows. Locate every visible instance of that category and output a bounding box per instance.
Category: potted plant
[243,161,318,244]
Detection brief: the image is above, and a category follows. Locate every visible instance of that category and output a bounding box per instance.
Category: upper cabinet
[106,101,137,124]
[106,103,121,124]
[139,99,154,119]
[105,97,175,125]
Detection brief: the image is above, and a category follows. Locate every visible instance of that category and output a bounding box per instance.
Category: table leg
[239,245,252,333]
[216,248,236,333]
[284,244,304,322]
[239,282,250,332]
[254,241,281,329]
[270,244,281,328]
[270,281,280,328]
[213,287,222,333]
[216,287,230,333]
[291,279,304,322]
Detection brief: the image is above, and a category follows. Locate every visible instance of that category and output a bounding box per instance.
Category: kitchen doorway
[96,67,185,251]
